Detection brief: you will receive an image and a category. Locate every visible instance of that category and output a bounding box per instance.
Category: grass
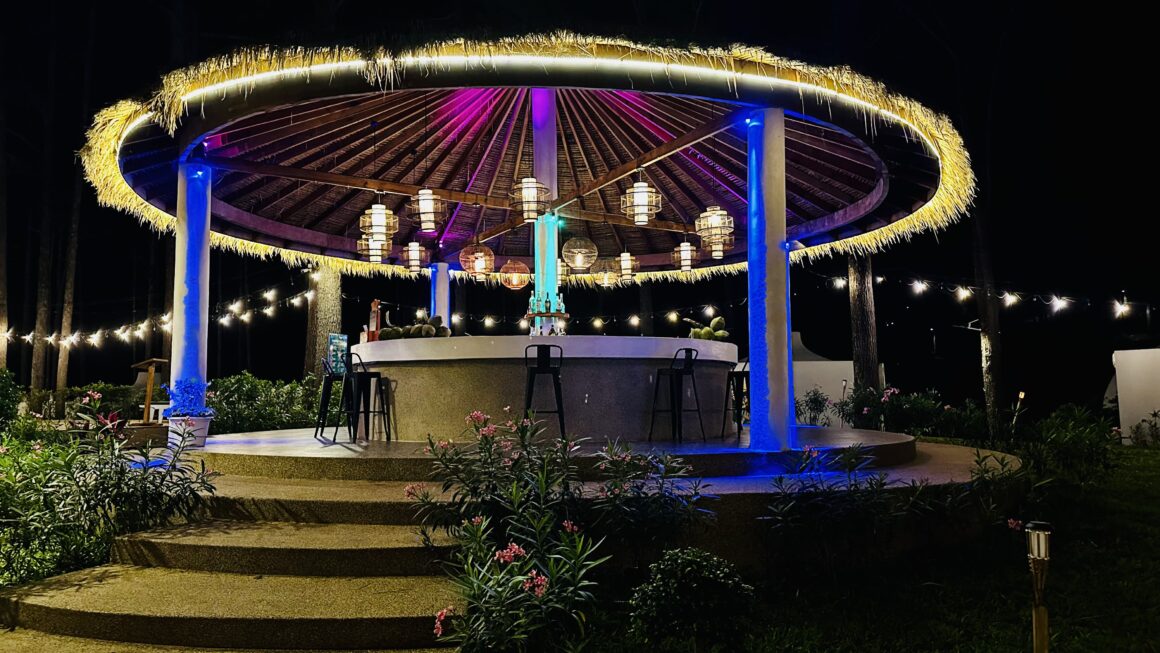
[747,447,1160,652]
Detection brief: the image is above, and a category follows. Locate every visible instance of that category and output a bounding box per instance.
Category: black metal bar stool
[720,361,750,439]
[524,344,565,435]
[331,354,391,443]
[312,369,344,443]
[648,348,706,442]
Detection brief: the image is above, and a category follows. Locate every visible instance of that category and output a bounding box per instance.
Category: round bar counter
[351,336,738,442]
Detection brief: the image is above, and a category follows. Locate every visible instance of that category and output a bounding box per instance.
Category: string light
[518,318,529,329]
[832,277,848,290]
[304,290,315,301]
[592,317,604,330]
[451,314,462,324]
[263,289,277,302]
[1049,296,1070,313]
[228,301,244,314]
[263,306,276,317]
[239,311,253,324]
[703,306,716,317]
[483,316,496,328]
[290,295,304,307]
[1002,292,1021,307]
[667,311,680,323]
[911,280,930,295]
[628,315,641,327]
[875,276,885,284]
[955,286,973,302]
[1114,300,1131,318]
[218,315,233,326]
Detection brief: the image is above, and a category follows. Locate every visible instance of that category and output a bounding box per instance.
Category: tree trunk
[0,99,9,370]
[847,254,881,392]
[31,120,55,390]
[304,268,342,378]
[54,7,96,410]
[972,211,1003,438]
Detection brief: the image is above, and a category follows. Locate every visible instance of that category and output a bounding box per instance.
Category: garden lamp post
[1026,521,1052,653]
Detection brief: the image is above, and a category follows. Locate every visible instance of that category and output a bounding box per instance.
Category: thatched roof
[83,32,973,282]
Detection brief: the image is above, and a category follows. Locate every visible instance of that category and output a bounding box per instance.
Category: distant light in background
[239,311,253,323]
[628,315,641,327]
[291,296,304,307]
[831,277,848,289]
[703,305,716,317]
[592,317,604,330]
[483,316,496,328]
[1002,292,1020,307]
[416,308,426,319]
[667,311,679,323]
[263,289,277,302]
[911,280,929,295]
[1049,296,1069,313]
[218,315,233,326]
[228,301,243,314]
[518,318,529,329]
[1114,301,1131,318]
[451,313,462,324]
[263,306,276,317]
[874,276,885,284]
[955,286,972,302]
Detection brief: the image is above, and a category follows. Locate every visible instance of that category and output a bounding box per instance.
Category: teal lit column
[747,108,795,450]
[170,162,212,408]
[429,262,451,325]
[533,214,560,334]
[531,88,559,334]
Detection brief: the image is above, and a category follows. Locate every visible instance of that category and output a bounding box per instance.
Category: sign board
[327,333,349,375]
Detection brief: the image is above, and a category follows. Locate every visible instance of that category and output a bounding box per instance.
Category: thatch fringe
[80,31,974,279]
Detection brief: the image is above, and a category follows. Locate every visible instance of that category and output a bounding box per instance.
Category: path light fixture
[409,188,445,233]
[1026,521,1053,653]
[562,237,598,271]
[620,170,661,226]
[511,177,550,223]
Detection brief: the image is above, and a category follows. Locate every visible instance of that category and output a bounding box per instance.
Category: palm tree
[846,254,881,391]
[304,268,343,378]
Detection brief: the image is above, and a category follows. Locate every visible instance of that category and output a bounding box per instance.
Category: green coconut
[435,326,452,337]
[714,330,730,341]
[428,315,443,329]
[699,327,715,339]
[709,316,726,331]
[421,324,437,337]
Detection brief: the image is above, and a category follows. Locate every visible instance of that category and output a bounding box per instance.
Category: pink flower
[494,542,526,564]
[520,418,532,428]
[499,439,513,451]
[403,483,427,500]
[466,411,489,426]
[522,569,549,597]
[1007,518,1023,531]
[479,424,499,438]
[470,516,483,526]
[433,605,455,637]
[0,446,8,455]
[81,396,90,405]
[562,520,580,534]
[862,407,871,415]
[503,405,512,413]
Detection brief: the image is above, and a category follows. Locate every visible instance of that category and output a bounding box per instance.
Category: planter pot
[168,415,213,448]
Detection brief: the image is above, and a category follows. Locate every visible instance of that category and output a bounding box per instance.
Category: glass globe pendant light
[561,237,598,271]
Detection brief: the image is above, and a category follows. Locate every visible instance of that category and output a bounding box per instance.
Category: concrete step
[113,521,453,577]
[0,628,448,653]
[202,476,439,525]
[0,565,460,650]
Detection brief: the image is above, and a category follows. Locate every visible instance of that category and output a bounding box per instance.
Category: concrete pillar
[429,262,451,326]
[170,162,212,407]
[747,108,794,450]
[531,88,559,335]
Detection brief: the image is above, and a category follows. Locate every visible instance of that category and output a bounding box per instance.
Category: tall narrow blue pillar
[170,162,212,408]
[531,88,559,334]
[429,262,451,325]
[532,213,560,334]
[747,109,795,450]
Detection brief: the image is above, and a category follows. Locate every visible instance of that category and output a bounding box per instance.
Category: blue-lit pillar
[531,88,559,335]
[747,108,795,450]
[170,162,212,408]
[429,262,451,325]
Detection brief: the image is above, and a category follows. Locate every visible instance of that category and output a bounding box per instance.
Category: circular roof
[83,33,974,282]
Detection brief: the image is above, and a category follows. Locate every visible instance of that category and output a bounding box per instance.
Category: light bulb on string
[911,280,930,295]
[832,277,848,290]
[628,315,641,327]
[703,305,716,317]
[955,286,972,302]
[1002,292,1020,307]
[667,311,679,323]
[483,316,496,328]
[1049,296,1070,313]
[592,318,604,330]
[1114,300,1131,318]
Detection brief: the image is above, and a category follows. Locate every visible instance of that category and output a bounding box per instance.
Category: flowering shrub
[1,414,217,586]
[628,547,755,651]
[0,369,20,431]
[411,409,710,651]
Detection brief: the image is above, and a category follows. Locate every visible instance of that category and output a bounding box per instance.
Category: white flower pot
[168,415,213,448]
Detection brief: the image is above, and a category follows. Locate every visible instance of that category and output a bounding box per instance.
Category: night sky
[0,1,1139,417]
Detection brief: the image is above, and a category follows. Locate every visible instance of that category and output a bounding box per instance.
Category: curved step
[0,628,448,653]
[113,521,452,577]
[0,565,460,650]
[203,476,435,525]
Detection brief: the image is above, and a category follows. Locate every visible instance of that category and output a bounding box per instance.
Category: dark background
[0,1,1144,418]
